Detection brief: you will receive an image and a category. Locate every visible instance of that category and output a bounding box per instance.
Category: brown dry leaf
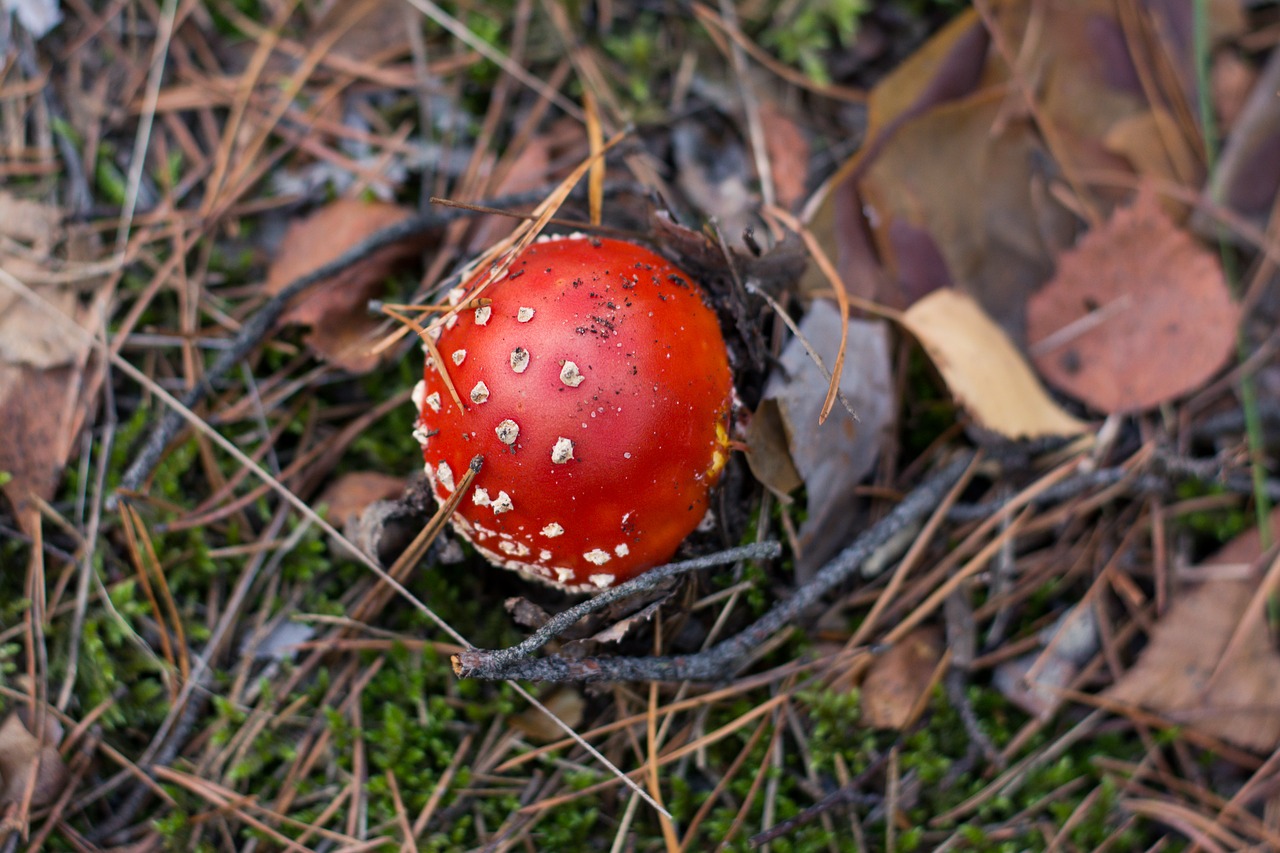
[585,598,666,645]
[1107,579,1280,752]
[758,100,810,210]
[860,625,944,730]
[0,197,108,530]
[1103,109,1200,198]
[265,198,422,374]
[1027,186,1240,414]
[317,471,405,528]
[505,597,553,631]
[812,0,1247,339]
[901,289,1088,439]
[861,91,1074,339]
[744,399,803,498]
[804,9,991,309]
[0,713,68,808]
[507,689,585,743]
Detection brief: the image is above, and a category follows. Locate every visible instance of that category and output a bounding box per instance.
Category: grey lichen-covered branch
[452,452,975,683]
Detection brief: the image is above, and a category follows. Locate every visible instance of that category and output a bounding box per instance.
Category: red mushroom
[412,234,733,591]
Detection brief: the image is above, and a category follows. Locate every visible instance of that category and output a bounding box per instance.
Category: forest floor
[3,0,1280,850]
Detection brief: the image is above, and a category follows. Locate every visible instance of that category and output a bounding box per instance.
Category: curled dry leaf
[317,471,408,563]
[265,198,423,374]
[1027,186,1240,414]
[0,712,68,808]
[860,625,944,730]
[572,597,667,647]
[750,303,894,573]
[901,289,1088,440]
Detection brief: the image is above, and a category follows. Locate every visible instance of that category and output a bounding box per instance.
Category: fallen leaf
[804,9,991,309]
[1107,579,1280,752]
[1103,108,1200,199]
[757,304,895,573]
[901,288,1089,439]
[0,199,109,531]
[0,713,68,808]
[758,100,810,210]
[506,597,553,631]
[265,199,423,374]
[860,625,944,730]
[861,90,1075,340]
[1027,186,1240,414]
[743,399,803,499]
[319,472,406,521]
[507,689,585,743]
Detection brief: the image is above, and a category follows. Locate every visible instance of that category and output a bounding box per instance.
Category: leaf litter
[5,0,1280,849]
[264,198,425,373]
[1027,183,1241,413]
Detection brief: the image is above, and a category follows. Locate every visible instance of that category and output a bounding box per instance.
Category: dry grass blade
[402,0,583,120]
[584,90,605,226]
[118,502,189,687]
[691,2,867,102]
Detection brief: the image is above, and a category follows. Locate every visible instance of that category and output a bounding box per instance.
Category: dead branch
[452,451,975,683]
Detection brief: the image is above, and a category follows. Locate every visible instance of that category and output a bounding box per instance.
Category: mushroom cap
[413,235,733,591]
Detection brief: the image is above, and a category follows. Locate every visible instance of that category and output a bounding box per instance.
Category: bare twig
[452,542,782,676]
[454,452,975,682]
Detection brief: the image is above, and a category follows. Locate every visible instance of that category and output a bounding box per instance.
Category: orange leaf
[1027,185,1240,413]
[266,199,423,373]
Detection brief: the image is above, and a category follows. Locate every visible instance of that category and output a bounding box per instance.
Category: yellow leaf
[901,289,1088,440]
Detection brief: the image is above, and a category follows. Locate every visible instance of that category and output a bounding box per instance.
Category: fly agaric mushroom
[412,234,733,591]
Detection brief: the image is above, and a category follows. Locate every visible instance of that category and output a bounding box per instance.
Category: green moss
[1173,480,1250,545]
[755,0,867,85]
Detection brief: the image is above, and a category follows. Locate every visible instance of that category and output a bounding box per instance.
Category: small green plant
[757,0,867,85]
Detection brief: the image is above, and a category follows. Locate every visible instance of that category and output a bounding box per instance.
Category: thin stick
[454,453,974,682]
[451,542,782,675]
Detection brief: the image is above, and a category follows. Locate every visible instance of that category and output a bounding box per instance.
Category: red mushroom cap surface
[413,235,733,591]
